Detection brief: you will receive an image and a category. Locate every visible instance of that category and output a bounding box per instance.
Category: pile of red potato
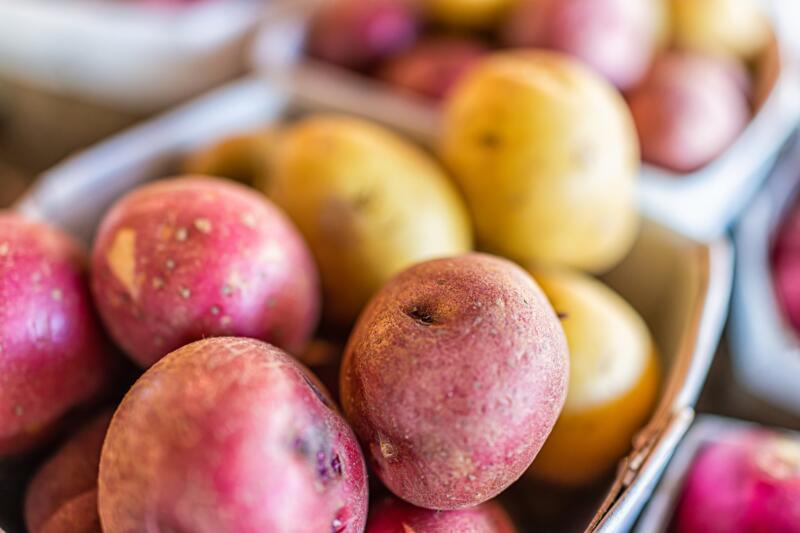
[306,0,773,173]
[2,45,665,532]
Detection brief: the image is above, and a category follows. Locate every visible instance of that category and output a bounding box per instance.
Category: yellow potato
[266,115,473,326]
[424,0,514,29]
[527,268,660,486]
[439,51,640,272]
[183,129,277,187]
[671,0,770,61]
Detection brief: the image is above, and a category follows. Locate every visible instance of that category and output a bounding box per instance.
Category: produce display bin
[251,0,800,241]
[9,77,733,532]
[730,132,800,416]
[634,414,800,532]
[0,0,288,112]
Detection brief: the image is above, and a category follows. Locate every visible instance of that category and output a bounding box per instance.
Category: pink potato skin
[627,52,750,173]
[0,213,112,457]
[378,37,489,101]
[367,497,517,533]
[90,176,320,367]
[98,337,368,533]
[504,0,656,90]
[307,0,419,70]
[675,430,800,533]
[341,253,569,510]
[25,410,112,533]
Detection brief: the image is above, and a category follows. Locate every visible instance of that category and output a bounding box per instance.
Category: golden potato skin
[527,268,660,486]
[267,115,473,326]
[440,51,639,272]
[183,129,276,187]
[424,0,514,29]
[671,0,770,61]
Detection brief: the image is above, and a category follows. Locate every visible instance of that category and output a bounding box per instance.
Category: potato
[266,115,472,327]
[628,52,750,173]
[440,51,639,272]
[503,0,659,90]
[0,214,113,457]
[526,268,660,486]
[25,411,111,533]
[183,129,276,187]
[671,0,770,61]
[378,37,489,101]
[98,337,368,533]
[424,0,514,29]
[341,254,569,509]
[307,0,419,70]
[366,497,516,532]
[91,176,320,367]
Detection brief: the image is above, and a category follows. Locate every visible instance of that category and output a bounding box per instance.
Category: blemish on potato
[180,287,192,299]
[166,259,176,270]
[0,242,8,256]
[221,284,233,296]
[107,228,139,301]
[152,277,165,290]
[557,311,569,320]
[175,228,188,242]
[241,213,257,228]
[210,305,220,315]
[194,218,213,234]
[402,524,415,533]
[50,289,62,301]
[220,316,232,326]
[13,405,23,417]
[379,436,396,459]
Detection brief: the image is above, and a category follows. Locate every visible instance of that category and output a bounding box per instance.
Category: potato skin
[366,497,517,532]
[424,0,514,29]
[91,176,320,367]
[307,0,419,70]
[268,115,472,327]
[378,37,489,101]
[98,337,368,533]
[341,253,569,510]
[183,129,276,187]
[503,0,658,90]
[628,52,750,173]
[671,0,769,61]
[526,269,660,486]
[440,51,639,273]
[0,214,112,456]
[25,411,111,533]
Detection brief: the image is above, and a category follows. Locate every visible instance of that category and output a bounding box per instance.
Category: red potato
[25,411,112,533]
[307,0,419,70]
[367,497,516,532]
[341,253,569,510]
[627,52,750,173]
[98,337,368,533]
[503,0,658,90]
[772,201,800,332]
[90,176,319,368]
[675,429,800,532]
[0,214,112,457]
[377,37,489,101]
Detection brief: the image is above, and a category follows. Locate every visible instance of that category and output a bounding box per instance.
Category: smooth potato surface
[440,51,639,272]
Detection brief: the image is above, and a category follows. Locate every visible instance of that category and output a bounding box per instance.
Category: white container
[730,132,800,416]
[13,77,732,532]
[634,414,800,532]
[0,0,288,112]
[252,0,800,241]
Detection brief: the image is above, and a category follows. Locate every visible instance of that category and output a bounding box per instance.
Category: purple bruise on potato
[341,253,569,510]
[627,51,750,173]
[306,0,419,70]
[90,176,320,368]
[366,497,517,533]
[98,337,368,533]
[25,410,112,533]
[0,213,112,457]
[378,37,489,101]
